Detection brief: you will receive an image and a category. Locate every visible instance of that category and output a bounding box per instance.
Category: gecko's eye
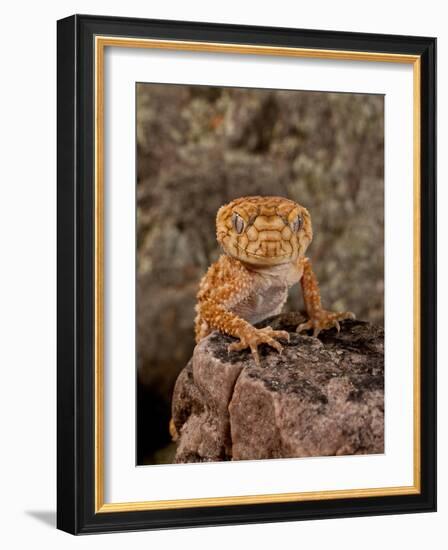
[232,212,245,234]
[290,216,303,233]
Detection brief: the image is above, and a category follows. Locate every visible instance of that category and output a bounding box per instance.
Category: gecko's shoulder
[197,255,253,301]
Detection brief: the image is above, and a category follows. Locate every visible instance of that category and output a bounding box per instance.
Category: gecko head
[216,195,313,267]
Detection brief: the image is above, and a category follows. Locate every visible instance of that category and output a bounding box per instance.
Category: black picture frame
[57,14,436,534]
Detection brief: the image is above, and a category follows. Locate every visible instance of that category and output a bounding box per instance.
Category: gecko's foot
[296,310,355,338]
[227,326,290,366]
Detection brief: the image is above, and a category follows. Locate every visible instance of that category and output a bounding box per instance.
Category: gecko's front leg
[297,258,355,337]
[199,301,289,366]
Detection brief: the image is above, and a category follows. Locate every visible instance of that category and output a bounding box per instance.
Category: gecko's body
[194,195,354,365]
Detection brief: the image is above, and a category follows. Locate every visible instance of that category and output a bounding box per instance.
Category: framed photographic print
[57,14,436,534]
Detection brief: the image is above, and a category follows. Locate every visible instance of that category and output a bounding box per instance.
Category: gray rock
[172,313,384,463]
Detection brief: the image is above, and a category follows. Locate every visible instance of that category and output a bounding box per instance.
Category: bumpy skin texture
[194,196,355,365]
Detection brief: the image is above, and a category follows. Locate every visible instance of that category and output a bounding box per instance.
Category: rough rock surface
[172,313,384,463]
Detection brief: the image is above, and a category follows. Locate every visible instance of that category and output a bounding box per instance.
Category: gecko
[194,195,355,365]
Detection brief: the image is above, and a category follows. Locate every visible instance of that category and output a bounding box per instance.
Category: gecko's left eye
[290,216,303,233]
[232,212,245,234]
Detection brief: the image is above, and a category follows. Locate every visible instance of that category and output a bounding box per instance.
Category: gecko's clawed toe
[296,310,355,337]
[296,320,312,334]
[228,326,289,365]
[249,345,261,366]
[228,340,246,353]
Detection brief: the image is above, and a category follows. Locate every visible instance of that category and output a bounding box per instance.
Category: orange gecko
[194,195,355,365]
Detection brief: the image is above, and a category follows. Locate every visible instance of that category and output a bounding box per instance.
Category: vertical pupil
[232,213,244,234]
[291,216,302,232]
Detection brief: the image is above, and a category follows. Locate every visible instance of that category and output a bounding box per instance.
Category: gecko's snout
[259,239,283,257]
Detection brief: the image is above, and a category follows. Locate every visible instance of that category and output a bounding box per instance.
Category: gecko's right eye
[290,216,303,233]
[232,212,245,234]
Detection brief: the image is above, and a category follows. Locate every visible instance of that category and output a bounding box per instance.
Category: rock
[172,313,384,463]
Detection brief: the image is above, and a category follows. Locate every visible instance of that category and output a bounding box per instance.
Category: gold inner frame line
[94,35,421,513]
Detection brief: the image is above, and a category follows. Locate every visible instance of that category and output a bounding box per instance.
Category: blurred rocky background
[136,83,384,465]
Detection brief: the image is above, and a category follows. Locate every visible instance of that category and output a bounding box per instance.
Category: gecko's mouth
[235,245,291,260]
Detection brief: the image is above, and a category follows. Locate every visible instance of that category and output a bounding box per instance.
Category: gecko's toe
[296,320,312,334]
[228,340,246,353]
[333,311,356,324]
[276,330,290,342]
[265,338,283,354]
[249,344,261,366]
